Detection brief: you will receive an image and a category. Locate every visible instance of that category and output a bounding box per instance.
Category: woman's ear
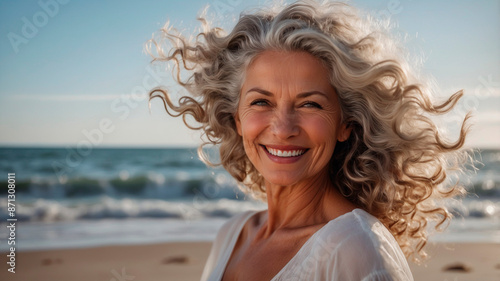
[234,112,242,136]
[337,123,352,142]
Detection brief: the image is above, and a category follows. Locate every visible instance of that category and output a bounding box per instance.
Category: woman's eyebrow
[245,87,328,99]
[245,87,273,96]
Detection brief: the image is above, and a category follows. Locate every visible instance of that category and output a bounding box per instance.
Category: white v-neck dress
[200,209,414,281]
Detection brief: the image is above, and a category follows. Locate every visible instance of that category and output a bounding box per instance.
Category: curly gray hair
[147,0,470,262]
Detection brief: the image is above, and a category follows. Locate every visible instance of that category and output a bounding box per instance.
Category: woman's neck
[261,172,355,238]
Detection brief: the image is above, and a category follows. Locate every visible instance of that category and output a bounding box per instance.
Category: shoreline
[1,241,499,281]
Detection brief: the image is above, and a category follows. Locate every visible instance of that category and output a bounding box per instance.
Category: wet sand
[1,241,499,281]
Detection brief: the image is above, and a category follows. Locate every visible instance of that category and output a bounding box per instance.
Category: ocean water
[0,147,499,252]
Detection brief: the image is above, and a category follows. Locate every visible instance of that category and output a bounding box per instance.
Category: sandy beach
[1,241,499,281]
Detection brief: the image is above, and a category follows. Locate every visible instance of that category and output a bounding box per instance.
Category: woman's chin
[263,173,303,188]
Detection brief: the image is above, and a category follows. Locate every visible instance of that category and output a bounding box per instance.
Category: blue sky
[1,0,499,148]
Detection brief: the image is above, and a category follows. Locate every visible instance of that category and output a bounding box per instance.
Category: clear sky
[1,0,499,148]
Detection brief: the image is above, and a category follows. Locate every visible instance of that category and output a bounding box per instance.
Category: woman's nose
[270,108,299,139]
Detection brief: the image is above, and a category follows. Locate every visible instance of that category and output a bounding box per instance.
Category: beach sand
[1,242,499,281]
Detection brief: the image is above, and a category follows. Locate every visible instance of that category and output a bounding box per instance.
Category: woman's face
[235,51,351,187]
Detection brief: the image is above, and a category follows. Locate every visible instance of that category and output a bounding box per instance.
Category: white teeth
[266,147,305,158]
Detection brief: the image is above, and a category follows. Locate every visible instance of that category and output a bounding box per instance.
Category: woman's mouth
[265,147,306,157]
[261,145,308,161]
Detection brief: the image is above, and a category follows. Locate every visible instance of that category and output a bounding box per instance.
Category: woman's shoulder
[316,208,398,245]
[314,208,406,262]
[293,208,414,280]
[201,210,260,281]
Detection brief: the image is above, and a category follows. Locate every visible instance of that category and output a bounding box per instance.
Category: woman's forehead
[243,51,332,90]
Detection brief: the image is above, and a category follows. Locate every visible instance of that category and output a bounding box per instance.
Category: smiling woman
[236,51,350,188]
[147,0,470,280]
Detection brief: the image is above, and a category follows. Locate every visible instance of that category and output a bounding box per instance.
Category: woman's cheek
[241,112,267,139]
[304,115,338,140]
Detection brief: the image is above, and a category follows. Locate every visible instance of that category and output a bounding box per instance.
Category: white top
[201,208,414,281]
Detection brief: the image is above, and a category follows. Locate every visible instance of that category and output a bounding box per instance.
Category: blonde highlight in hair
[147,0,470,262]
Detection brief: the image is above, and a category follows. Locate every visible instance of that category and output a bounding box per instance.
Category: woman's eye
[301,101,322,109]
[250,99,270,106]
